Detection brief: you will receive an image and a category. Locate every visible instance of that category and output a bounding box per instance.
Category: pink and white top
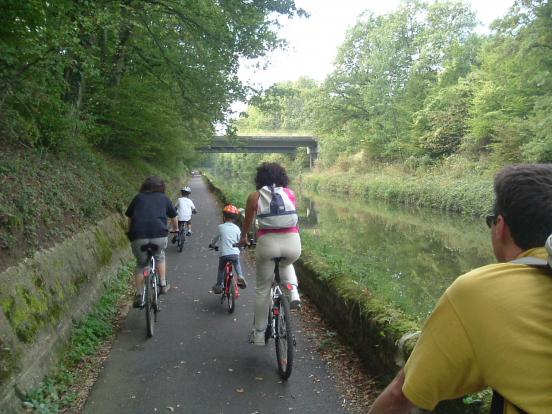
[257,187,300,238]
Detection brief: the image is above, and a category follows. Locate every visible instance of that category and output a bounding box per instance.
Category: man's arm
[368,369,415,414]
[210,231,220,247]
[240,191,259,244]
[171,217,178,231]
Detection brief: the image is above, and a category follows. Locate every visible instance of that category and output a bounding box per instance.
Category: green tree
[316,0,477,161]
[0,0,306,167]
[466,0,552,162]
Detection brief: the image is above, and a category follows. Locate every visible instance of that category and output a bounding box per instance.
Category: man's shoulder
[448,259,549,306]
[451,262,514,292]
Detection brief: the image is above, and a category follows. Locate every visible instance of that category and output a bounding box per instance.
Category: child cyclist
[209,204,247,294]
[173,186,197,242]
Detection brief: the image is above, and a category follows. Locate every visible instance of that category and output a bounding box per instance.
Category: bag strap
[491,390,528,414]
[510,256,549,268]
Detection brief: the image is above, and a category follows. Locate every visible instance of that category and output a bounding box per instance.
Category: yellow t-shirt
[403,247,552,413]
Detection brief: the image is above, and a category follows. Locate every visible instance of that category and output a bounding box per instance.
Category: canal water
[297,190,494,321]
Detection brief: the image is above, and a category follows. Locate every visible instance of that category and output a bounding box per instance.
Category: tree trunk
[110,0,134,87]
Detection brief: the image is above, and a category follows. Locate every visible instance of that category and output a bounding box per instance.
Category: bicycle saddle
[140,243,159,253]
[271,257,285,262]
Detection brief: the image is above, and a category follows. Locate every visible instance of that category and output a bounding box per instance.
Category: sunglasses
[486,214,497,228]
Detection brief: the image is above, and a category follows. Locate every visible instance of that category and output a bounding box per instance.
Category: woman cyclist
[240,162,301,346]
[125,176,178,307]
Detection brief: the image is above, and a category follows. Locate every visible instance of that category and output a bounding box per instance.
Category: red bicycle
[221,259,239,313]
[209,245,240,313]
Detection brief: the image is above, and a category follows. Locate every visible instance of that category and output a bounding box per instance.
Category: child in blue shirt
[209,204,247,293]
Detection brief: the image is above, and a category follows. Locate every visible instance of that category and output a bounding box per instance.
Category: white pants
[254,232,301,331]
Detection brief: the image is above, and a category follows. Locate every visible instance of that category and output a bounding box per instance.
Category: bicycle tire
[227,277,236,314]
[145,273,155,337]
[177,226,185,252]
[152,272,159,320]
[275,295,294,380]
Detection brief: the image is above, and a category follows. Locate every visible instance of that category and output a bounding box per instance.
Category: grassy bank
[300,157,496,216]
[0,143,186,269]
[22,264,134,414]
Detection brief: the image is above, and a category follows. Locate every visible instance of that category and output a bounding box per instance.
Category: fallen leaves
[297,295,380,413]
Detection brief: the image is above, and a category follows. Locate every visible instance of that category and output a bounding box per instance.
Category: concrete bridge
[198,135,319,167]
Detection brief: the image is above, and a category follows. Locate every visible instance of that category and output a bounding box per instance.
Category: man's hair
[494,164,552,250]
[254,162,289,190]
[140,176,166,193]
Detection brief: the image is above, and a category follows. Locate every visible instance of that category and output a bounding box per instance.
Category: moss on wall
[0,213,133,409]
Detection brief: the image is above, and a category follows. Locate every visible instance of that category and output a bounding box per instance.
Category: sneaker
[186,230,192,236]
[237,277,247,289]
[171,235,177,244]
[289,285,301,309]
[132,294,144,308]
[159,284,171,295]
[249,329,266,346]
[212,285,222,294]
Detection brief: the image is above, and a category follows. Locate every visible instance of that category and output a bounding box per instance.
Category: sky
[237,0,516,93]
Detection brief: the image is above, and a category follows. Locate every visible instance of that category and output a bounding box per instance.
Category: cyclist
[173,186,197,241]
[369,164,552,413]
[209,204,247,293]
[240,162,301,346]
[125,176,178,308]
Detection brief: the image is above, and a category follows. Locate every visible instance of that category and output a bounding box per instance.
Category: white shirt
[211,222,241,256]
[175,197,196,221]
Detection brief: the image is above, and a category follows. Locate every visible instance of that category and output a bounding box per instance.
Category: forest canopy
[0,0,305,168]
[235,0,552,167]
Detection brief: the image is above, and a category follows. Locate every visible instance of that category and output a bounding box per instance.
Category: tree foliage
[0,0,305,167]
[236,0,551,168]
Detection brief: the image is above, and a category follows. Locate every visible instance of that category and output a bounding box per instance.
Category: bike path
[83,176,349,414]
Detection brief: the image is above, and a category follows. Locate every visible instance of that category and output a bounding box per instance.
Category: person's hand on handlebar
[239,235,250,247]
[238,237,255,247]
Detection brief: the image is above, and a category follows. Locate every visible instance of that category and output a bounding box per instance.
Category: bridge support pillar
[306,145,317,168]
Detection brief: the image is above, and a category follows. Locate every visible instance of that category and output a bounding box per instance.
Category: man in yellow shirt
[369,164,552,414]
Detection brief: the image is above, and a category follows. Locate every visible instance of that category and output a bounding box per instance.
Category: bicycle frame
[142,255,157,303]
[224,261,239,298]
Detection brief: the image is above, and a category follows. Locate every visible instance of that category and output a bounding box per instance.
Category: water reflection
[297,198,318,228]
[298,191,494,320]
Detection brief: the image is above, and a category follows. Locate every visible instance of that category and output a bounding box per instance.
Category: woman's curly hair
[254,162,289,190]
[140,176,166,193]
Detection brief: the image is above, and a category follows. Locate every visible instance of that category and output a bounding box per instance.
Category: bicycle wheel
[152,272,159,319]
[145,274,155,337]
[177,227,184,252]
[226,277,236,314]
[274,295,294,380]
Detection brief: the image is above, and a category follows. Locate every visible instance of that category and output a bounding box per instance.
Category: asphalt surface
[83,176,349,414]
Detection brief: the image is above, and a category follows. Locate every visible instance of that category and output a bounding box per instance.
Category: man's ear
[496,214,511,242]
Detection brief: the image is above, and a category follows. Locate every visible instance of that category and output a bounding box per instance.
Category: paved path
[83,177,349,414]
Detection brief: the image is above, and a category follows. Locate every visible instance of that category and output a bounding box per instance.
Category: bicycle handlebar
[208,240,254,251]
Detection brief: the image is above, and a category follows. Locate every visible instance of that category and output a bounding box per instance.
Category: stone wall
[0,213,132,412]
